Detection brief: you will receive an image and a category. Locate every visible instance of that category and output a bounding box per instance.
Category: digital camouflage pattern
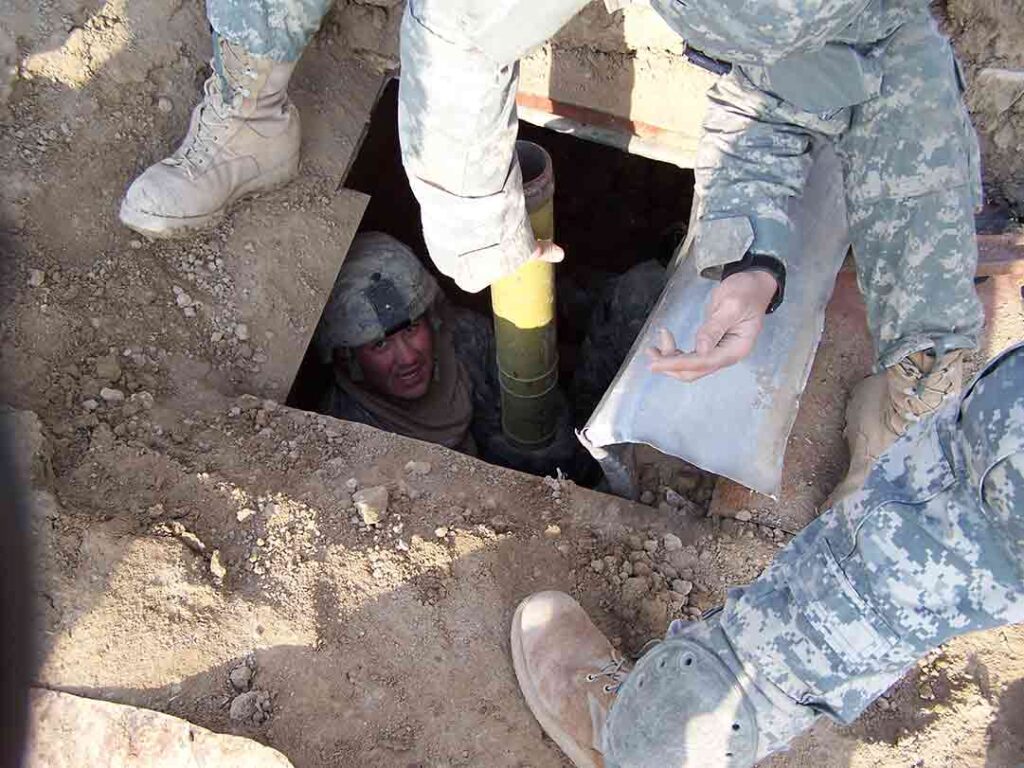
[605,342,1024,766]
[207,0,332,61]
[684,8,984,367]
[204,0,984,365]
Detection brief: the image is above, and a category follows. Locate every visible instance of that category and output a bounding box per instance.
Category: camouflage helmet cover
[316,232,440,361]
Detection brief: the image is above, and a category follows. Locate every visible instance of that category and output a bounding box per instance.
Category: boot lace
[170,76,238,173]
[892,354,960,424]
[585,656,629,694]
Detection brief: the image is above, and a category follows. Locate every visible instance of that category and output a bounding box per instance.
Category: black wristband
[721,253,786,314]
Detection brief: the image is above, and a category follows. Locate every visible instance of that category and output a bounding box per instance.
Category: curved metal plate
[580,143,850,498]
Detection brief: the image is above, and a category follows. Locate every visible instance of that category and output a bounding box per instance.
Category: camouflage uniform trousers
[607,342,1024,760]
[205,0,333,62]
[695,11,985,368]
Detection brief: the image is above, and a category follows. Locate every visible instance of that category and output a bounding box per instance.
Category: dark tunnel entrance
[288,78,708,500]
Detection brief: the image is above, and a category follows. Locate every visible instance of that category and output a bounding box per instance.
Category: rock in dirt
[209,549,227,582]
[671,579,694,596]
[640,598,668,626]
[229,690,272,725]
[662,533,683,552]
[622,576,649,603]
[25,689,293,767]
[666,548,698,572]
[27,268,45,288]
[94,353,122,383]
[404,460,431,476]
[353,485,388,526]
[735,509,753,523]
[229,662,254,692]
[99,387,125,404]
[159,521,207,554]
[664,488,687,507]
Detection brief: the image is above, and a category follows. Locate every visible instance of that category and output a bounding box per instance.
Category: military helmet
[316,232,439,361]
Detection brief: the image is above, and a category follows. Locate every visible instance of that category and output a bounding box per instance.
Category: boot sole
[118,152,300,239]
[510,598,603,768]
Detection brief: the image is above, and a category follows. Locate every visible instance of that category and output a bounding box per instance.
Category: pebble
[157,96,173,113]
[129,239,142,249]
[590,559,605,573]
[94,353,122,382]
[640,598,668,625]
[27,268,45,288]
[735,509,753,522]
[622,576,649,602]
[353,485,388,526]
[146,503,165,519]
[237,508,256,523]
[643,539,658,554]
[99,387,125,404]
[345,478,359,492]
[664,489,687,508]
[234,323,250,341]
[128,391,154,411]
[209,549,227,581]
[229,690,271,724]
[544,524,561,538]
[82,399,99,412]
[434,526,449,538]
[918,683,935,701]
[639,490,655,505]
[663,533,683,552]
[671,579,694,596]
[228,663,253,692]
[404,460,431,476]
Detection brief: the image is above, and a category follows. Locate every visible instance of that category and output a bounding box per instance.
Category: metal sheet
[579,144,850,498]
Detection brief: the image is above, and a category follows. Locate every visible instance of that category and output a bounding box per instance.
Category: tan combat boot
[119,39,301,238]
[511,591,630,768]
[829,349,965,506]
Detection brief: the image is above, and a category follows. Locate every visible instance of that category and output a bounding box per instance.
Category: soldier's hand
[647,271,778,382]
[531,240,565,265]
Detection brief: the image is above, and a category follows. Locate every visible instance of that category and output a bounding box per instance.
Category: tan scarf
[332,304,476,454]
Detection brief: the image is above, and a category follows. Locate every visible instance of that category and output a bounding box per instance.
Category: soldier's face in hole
[355,316,434,400]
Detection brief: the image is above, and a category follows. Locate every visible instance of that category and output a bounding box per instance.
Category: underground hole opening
[287,79,715,506]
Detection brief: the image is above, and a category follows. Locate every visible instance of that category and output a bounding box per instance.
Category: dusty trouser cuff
[406,163,537,294]
[602,615,816,768]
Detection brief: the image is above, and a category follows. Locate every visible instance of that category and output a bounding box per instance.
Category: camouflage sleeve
[687,68,821,279]
[397,0,589,294]
[398,4,532,295]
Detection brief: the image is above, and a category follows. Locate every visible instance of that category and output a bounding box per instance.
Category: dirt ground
[2,2,1024,767]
